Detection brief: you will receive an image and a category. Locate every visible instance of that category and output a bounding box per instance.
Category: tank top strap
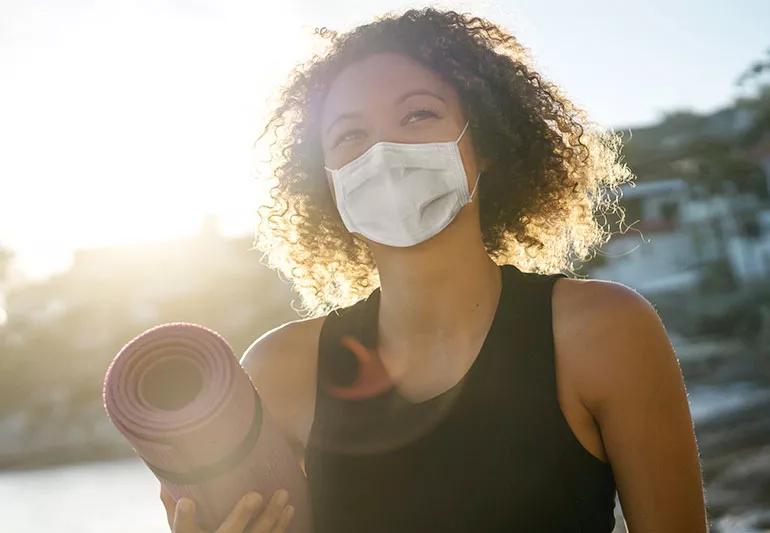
[500,269,572,447]
[509,270,596,518]
[512,270,569,398]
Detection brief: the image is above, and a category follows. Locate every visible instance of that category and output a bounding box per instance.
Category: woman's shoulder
[240,315,327,382]
[552,275,668,409]
[552,276,656,337]
[240,314,329,455]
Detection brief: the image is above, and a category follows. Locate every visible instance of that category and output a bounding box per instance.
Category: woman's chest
[304,408,583,533]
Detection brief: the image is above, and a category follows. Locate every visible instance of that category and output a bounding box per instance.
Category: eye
[332,128,365,148]
[402,108,439,126]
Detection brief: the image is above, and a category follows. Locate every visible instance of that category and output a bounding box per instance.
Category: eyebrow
[393,88,446,106]
[325,111,363,137]
[324,88,446,137]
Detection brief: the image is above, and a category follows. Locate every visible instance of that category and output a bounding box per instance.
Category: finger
[247,489,289,533]
[214,491,263,533]
[270,505,295,533]
[172,497,200,533]
[160,487,176,529]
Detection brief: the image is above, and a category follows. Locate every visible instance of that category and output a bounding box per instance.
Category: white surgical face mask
[324,120,481,247]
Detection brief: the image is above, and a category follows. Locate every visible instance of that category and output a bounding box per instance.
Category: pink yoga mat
[101,322,312,532]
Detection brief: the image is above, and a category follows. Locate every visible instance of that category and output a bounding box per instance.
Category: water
[0,457,170,533]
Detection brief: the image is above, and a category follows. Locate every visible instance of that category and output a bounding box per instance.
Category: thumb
[173,497,202,533]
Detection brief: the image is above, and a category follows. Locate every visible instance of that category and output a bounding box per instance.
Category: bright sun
[0,1,314,282]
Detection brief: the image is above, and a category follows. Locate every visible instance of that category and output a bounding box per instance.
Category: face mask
[324,120,481,247]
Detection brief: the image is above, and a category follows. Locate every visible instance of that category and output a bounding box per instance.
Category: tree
[736,47,770,148]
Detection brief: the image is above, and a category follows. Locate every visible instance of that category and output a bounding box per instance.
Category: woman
[165,7,709,533]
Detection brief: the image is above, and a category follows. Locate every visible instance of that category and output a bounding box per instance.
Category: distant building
[590,178,770,295]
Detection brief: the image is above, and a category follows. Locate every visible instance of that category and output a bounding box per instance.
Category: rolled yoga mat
[101,322,312,532]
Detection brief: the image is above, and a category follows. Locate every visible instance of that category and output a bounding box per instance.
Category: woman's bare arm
[239,317,324,470]
[558,280,709,532]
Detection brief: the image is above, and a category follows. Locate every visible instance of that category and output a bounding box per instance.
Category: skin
[223,52,708,532]
[159,485,294,532]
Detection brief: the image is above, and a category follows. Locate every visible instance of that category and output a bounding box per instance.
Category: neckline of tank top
[355,263,522,407]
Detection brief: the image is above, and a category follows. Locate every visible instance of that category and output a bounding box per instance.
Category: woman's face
[320,51,483,209]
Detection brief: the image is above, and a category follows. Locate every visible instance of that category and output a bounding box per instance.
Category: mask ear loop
[468,170,482,203]
[456,121,480,204]
[455,120,470,144]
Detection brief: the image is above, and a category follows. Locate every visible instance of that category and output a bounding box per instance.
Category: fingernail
[245,492,261,507]
[286,505,295,518]
[179,498,192,512]
[276,489,289,505]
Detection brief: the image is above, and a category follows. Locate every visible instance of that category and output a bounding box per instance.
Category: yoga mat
[101,322,313,532]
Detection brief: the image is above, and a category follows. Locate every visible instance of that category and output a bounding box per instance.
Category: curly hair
[252,7,635,318]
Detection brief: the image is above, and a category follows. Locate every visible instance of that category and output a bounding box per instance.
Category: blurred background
[1,1,769,531]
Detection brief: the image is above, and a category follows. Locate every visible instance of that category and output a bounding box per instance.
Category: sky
[1,0,768,284]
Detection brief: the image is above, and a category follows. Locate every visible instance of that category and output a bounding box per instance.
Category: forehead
[320,52,453,127]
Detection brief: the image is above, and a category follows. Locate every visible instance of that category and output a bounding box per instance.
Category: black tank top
[304,263,617,532]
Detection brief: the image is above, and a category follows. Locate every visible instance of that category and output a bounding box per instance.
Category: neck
[370,230,503,382]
